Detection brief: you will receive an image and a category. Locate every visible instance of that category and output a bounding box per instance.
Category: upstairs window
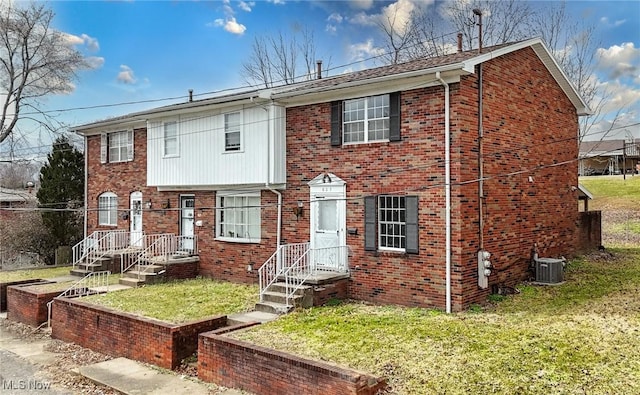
[163,121,178,157]
[224,112,241,151]
[100,130,133,163]
[98,192,118,226]
[331,92,401,146]
[216,192,261,243]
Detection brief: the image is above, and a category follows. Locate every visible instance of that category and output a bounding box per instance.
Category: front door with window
[130,192,143,247]
[309,173,346,271]
[180,196,195,251]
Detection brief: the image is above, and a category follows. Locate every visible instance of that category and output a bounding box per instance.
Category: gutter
[436,71,452,314]
[83,135,88,238]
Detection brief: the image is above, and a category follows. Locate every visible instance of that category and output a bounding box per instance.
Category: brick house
[73,38,590,312]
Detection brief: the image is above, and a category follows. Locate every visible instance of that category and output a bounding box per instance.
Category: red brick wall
[198,330,387,395]
[451,47,580,308]
[6,283,59,326]
[163,260,199,280]
[284,86,449,309]
[51,297,227,369]
[312,279,348,306]
[577,211,602,252]
[1,279,45,312]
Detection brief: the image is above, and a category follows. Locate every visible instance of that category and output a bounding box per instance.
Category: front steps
[255,282,313,314]
[70,256,112,277]
[119,264,165,287]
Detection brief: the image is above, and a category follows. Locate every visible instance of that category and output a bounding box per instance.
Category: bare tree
[0,2,89,144]
[241,27,330,88]
[0,160,39,188]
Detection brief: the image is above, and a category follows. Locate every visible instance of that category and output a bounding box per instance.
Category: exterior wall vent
[534,257,565,284]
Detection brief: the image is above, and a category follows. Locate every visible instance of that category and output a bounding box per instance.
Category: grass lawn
[83,278,259,323]
[0,266,72,283]
[232,248,640,394]
[579,175,640,247]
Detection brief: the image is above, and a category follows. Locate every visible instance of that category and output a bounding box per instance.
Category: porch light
[322,173,332,183]
[146,200,152,209]
[162,199,170,209]
[294,201,304,220]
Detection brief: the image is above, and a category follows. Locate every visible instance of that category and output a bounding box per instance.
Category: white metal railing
[47,270,110,327]
[82,231,139,271]
[258,242,310,303]
[72,230,126,270]
[282,245,350,307]
[121,234,198,280]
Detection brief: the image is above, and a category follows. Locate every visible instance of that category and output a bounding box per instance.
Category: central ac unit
[534,257,565,284]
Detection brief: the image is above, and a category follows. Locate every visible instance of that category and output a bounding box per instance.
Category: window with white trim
[378,195,406,250]
[98,192,118,226]
[364,194,418,254]
[163,121,178,157]
[216,192,260,242]
[101,130,134,163]
[224,112,241,151]
[343,94,389,143]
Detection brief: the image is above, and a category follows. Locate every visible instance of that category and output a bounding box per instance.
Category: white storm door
[130,192,143,247]
[180,196,195,251]
[312,197,345,270]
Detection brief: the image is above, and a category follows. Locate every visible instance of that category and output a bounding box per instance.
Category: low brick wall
[198,329,387,395]
[1,279,44,312]
[51,297,226,369]
[163,259,199,280]
[6,282,59,327]
[578,210,602,252]
[312,278,348,306]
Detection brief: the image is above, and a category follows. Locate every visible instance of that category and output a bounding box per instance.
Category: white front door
[180,196,195,251]
[309,173,346,271]
[130,192,143,247]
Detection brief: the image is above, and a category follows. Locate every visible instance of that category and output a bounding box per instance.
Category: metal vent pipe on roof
[188,89,193,102]
[316,60,322,80]
[457,33,463,53]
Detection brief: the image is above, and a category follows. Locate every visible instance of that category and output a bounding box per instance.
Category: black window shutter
[330,101,342,146]
[364,196,377,251]
[405,195,419,254]
[389,92,401,142]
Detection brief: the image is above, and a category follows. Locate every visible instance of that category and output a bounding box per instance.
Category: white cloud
[600,17,626,28]
[238,1,254,12]
[85,56,105,69]
[350,11,378,27]
[596,79,640,115]
[62,33,100,52]
[117,65,137,84]
[209,1,247,35]
[349,39,385,63]
[221,17,246,35]
[349,0,374,10]
[596,42,640,80]
[349,0,430,36]
[267,0,285,4]
[327,13,343,24]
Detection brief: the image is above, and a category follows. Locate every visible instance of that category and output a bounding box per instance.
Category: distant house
[73,37,591,312]
[0,186,37,215]
[579,139,640,175]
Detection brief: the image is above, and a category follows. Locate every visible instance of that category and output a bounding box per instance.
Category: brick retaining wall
[198,329,387,395]
[6,282,59,326]
[578,211,602,252]
[1,279,45,312]
[51,297,227,369]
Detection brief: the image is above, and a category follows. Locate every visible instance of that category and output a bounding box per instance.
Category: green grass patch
[83,278,258,323]
[232,248,640,394]
[579,176,640,210]
[0,266,71,283]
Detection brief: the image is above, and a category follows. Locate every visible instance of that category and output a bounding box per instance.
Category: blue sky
[4,0,640,158]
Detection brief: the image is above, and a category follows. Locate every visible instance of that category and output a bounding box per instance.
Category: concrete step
[254,301,292,315]
[118,277,145,288]
[267,282,312,295]
[77,262,107,272]
[70,269,90,277]
[261,291,304,306]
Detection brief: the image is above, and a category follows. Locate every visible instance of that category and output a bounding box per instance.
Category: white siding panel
[147,106,279,188]
[271,105,286,184]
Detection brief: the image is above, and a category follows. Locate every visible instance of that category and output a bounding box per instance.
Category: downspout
[478,65,484,252]
[253,96,282,248]
[436,71,452,314]
[83,135,88,238]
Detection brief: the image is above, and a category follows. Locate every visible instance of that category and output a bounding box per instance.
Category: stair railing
[47,270,110,327]
[72,230,126,270]
[135,234,198,280]
[258,242,309,303]
[282,248,312,307]
[121,233,174,275]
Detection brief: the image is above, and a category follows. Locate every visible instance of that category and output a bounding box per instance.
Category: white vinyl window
[224,112,241,152]
[101,130,133,163]
[98,192,118,226]
[163,121,178,157]
[378,195,406,251]
[216,192,260,243]
[343,94,390,144]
